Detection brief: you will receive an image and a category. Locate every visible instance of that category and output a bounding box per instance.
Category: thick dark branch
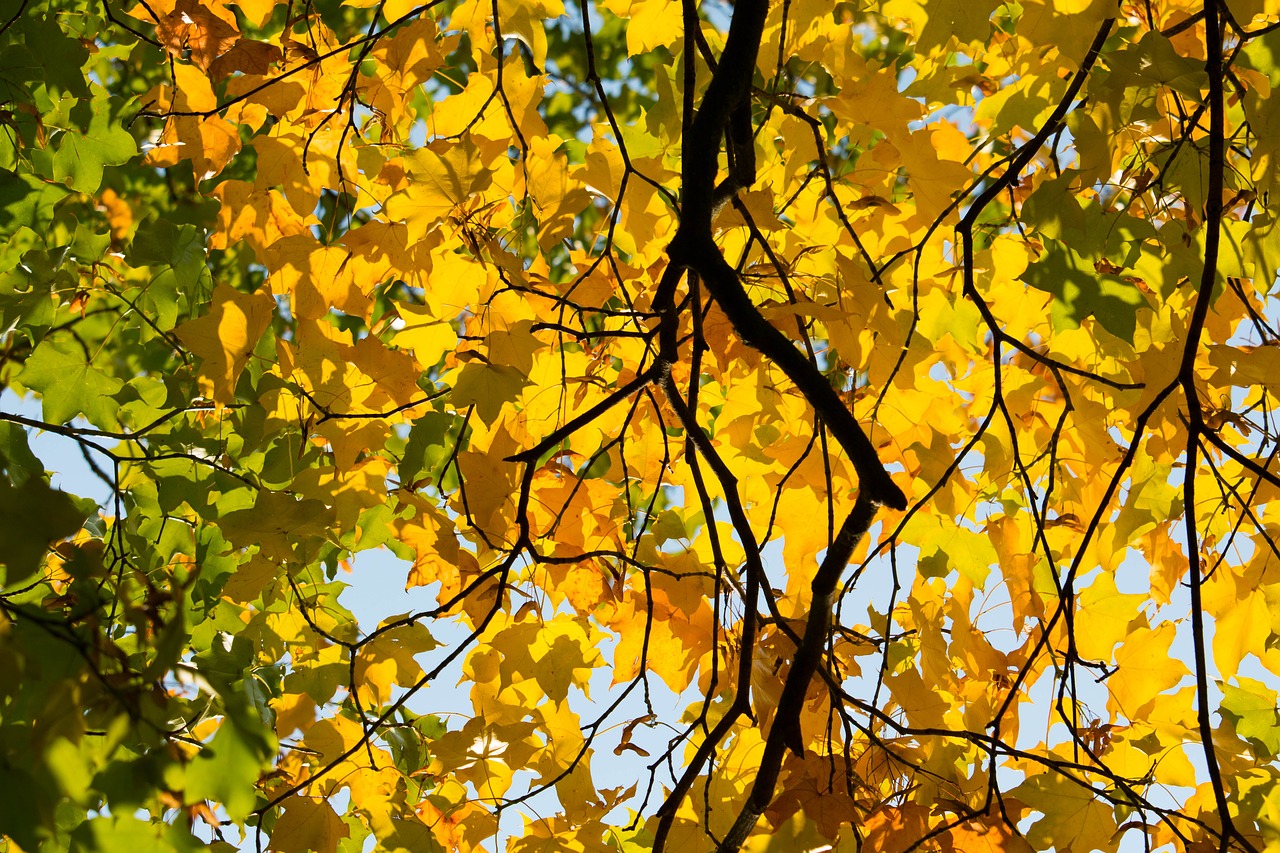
[675,0,768,236]
[665,0,905,511]
[648,1,910,840]
[1179,5,1257,851]
[712,100,757,214]
[714,492,878,852]
[690,248,906,509]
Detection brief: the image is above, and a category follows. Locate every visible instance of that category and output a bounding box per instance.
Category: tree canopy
[2,0,1280,849]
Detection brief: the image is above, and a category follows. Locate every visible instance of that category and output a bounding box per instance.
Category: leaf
[354,619,437,706]
[399,411,463,487]
[185,703,277,821]
[1213,587,1272,680]
[175,284,275,403]
[383,142,495,241]
[0,419,44,485]
[270,797,350,853]
[1108,624,1190,718]
[1075,571,1146,663]
[448,361,531,425]
[1222,679,1280,758]
[17,15,90,97]
[380,818,446,853]
[0,476,86,584]
[1015,771,1120,853]
[744,808,835,852]
[394,301,458,369]
[51,98,138,192]
[209,39,283,79]
[69,814,211,852]
[18,339,124,425]
[598,0,681,54]
[130,219,215,329]
[0,169,70,231]
[0,244,67,344]
[217,490,335,561]
[1020,241,1148,343]
[156,0,241,71]
[882,0,999,51]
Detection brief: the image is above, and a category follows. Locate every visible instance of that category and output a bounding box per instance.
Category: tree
[1,0,1279,849]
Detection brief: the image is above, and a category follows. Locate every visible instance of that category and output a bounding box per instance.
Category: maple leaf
[156,0,240,71]
[384,142,496,242]
[175,284,275,404]
[269,797,350,853]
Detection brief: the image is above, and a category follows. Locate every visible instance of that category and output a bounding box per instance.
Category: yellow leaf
[269,797,349,853]
[1075,571,1147,663]
[268,238,370,321]
[397,497,465,596]
[253,132,338,217]
[449,361,531,425]
[210,181,310,255]
[384,142,495,241]
[942,819,1035,853]
[885,666,951,729]
[1214,588,1272,680]
[393,302,458,369]
[354,619,437,706]
[1016,770,1120,853]
[175,284,275,403]
[156,0,239,71]
[303,715,365,764]
[598,0,681,54]
[1108,623,1191,718]
[610,589,713,693]
[144,64,242,181]
[231,0,276,27]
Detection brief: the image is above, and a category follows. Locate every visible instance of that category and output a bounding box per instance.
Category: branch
[665,0,906,511]
[1177,5,1257,850]
[715,492,879,851]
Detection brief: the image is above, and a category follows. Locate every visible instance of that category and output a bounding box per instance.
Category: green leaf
[1019,241,1148,343]
[0,245,73,345]
[0,764,57,850]
[0,475,86,585]
[185,703,276,822]
[217,490,335,561]
[1222,678,1280,758]
[19,15,91,97]
[18,339,124,425]
[0,419,44,485]
[69,220,112,264]
[400,411,463,487]
[129,219,213,329]
[69,814,212,852]
[130,219,206,274]
[0,169,70,231]
[51,99,138,192]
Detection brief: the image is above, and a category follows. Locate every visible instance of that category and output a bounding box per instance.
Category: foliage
[1,0,1280,850]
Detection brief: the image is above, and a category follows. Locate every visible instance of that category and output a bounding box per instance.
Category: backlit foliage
[2,0,1280,850]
